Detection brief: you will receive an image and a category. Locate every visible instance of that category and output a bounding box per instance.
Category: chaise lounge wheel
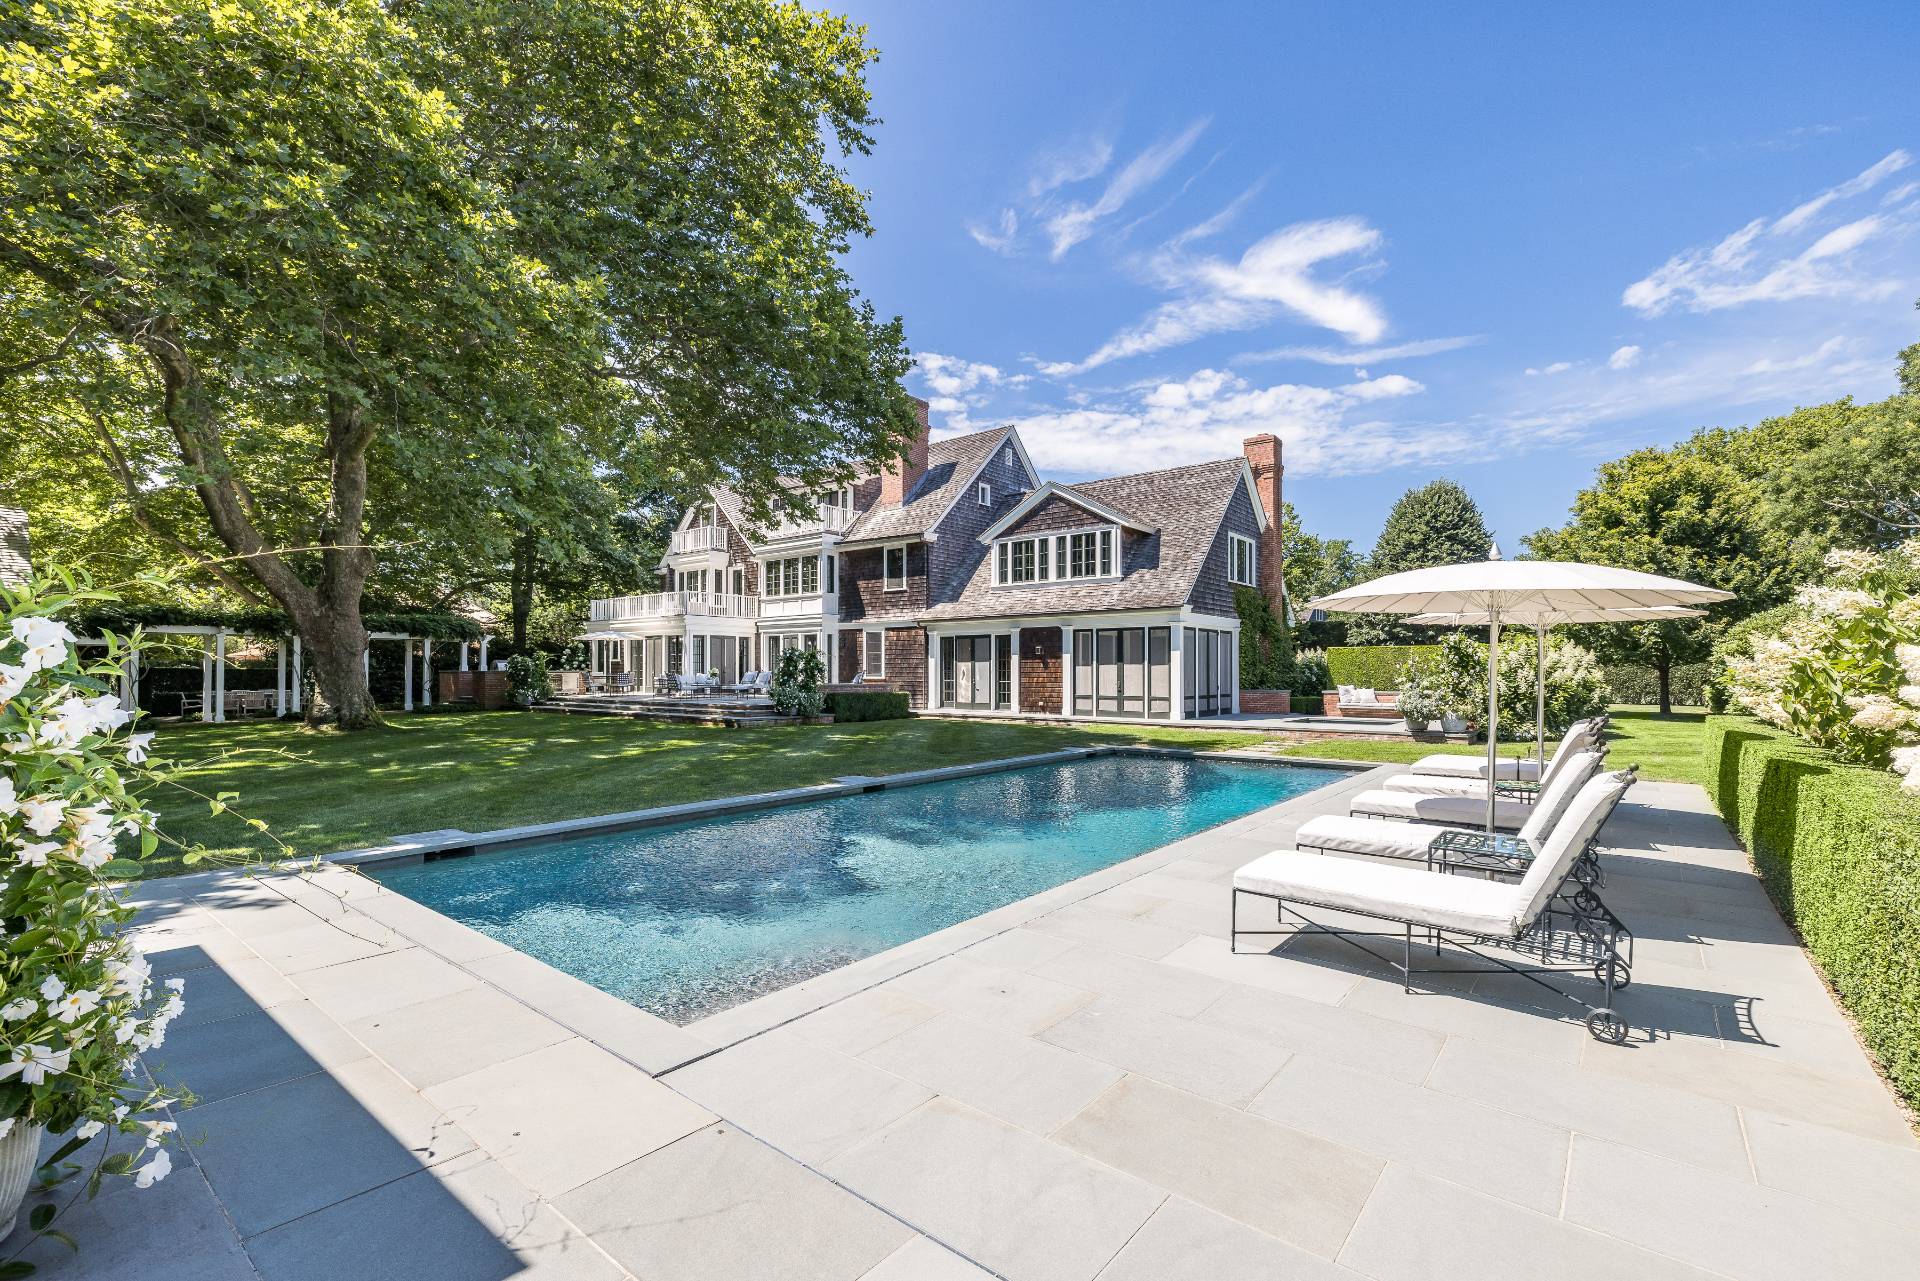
[1585,1008,1628,1044]
[1593,961,1630,991]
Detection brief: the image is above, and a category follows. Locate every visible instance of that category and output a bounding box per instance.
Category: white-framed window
[764,555,820,598]
[862,628,885,676]
[977,482,992,507]
[992,525,1118,587]
[1228,532,1257,587]
[883,544,908,591]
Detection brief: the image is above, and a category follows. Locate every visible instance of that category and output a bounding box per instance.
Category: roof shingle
[838,427,1012,546]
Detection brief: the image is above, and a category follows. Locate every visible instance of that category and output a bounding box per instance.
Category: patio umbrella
[1306,553,1732,831]
[1406,604,1706,772]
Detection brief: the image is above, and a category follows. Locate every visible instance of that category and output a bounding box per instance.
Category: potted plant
[1,578,190,1260]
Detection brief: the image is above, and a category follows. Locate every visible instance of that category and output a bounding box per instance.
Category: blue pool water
[373,755,1332,1024]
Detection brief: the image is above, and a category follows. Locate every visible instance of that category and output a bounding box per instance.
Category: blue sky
[835,2,1920,554]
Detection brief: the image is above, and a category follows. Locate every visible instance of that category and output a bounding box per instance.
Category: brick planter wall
[1320,691,1401,719]
[1239,689,1291,714]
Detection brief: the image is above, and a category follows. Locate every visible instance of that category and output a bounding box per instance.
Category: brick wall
[884,626,929,707]
[1018,626,1063,713]
[1240,689,1292,714]
[1242,434,1284,616]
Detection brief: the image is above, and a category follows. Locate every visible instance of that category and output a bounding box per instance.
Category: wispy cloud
[1524,362,1573,377]
[966,209,1019,255]
[1039,217,1389,376]
[1608,345,1642,370]
[1166,179,1267,250]
[913,352,1029,433]
[1043,119,1210,260]
[1027,134,1115,198]
[1623,150,1914,315]
[1235,335,1482,366]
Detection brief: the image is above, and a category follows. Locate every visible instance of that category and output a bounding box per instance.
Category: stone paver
[25,771,1916,1281]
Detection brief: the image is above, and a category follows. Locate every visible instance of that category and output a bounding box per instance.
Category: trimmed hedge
[1601,662,1710,707]
[1704,715,1920,1106]
[1326,645,1440,690]
[824,689,910,722]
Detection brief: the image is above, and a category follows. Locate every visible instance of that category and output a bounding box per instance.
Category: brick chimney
[880,397,931,507]
[1242,434,1285,613]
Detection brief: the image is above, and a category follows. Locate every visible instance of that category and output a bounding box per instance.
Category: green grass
[142,710,1267,876]
[1264,705,1707,785]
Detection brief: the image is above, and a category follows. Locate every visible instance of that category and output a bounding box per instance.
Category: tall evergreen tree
[1345,480,1492,645]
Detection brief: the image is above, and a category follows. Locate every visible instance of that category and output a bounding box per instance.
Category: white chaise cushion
[1234,851,1525,937]
[1347,789,1530,831]
[1293,815,1457,861]
[1408,753,1542,781]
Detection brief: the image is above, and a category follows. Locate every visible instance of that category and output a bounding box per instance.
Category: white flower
[1892,745,1920,778]
[107,955,151,1000]
[15,841,59,868]
[0,999,33,1021]
[0,663,28,703]
[1822,548,1879,582]
[51,988,100,1023]
[0,1042,70,1085]
[38,975,64,1002]
[1795,586,1877,620]
[140,1118,176,1149]
[164,977,184,993]
[8,616,74,673]
[19,795,65,836]
[1899,645,1920,686]
[75,1119,104,1140]
[132,1147,171,1188]
[124,732,154,764]
[1846,694,1915,734]
[0,776,15,818]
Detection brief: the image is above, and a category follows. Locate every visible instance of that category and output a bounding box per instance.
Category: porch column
[291,636,303,714]
[1168,625,1187,722]
[1060,628,1074,717]
[119,650,136,713]
[925,632,940,710]
[213,630,227,723]
[421,638,432,707]
[1230,628,1241,715]
[1008,627,1021,715]
[199,640,213,723]
[276,640,288,717]
[478,636,490,669]
[458,641,470,672]
[402,638,414,711]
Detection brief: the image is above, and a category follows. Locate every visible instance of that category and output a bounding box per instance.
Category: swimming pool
[372,754,1334,1024]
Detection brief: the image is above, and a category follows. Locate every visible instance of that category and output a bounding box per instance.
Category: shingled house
[0,506,28,588]
[585,403,1285,721]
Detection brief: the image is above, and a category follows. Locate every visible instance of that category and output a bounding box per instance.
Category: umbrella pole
[1535,622,1547,773]
[1485,609,1501,833]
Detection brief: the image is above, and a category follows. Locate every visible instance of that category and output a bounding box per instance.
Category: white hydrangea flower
[1847,694,1915,734]
[1822,548,1879,582]
[1899,645,1920,686]
[1795,586,1877,620]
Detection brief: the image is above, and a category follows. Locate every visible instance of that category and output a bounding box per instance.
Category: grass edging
[1704,714,1920,1108]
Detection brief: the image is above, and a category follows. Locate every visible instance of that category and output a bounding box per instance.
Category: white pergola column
[119,650,138,713]
[291,636,303,714]
[421,638,433,707]
[213,630,227,723]
[275,639,288,717]
[1060,628,1074,717]
[925,632,941,710]
[1230,627,1241,715]
[458,640,470,672]
[199,641,213,723]
[402,639,415,711]
[478,636,490,670]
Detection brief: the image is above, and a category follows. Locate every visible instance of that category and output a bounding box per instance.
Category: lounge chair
[1231,768,1638,1042]
[1298,750,1602,859]
[1402,715,1606,782]
[1382,719,1601,801]
[1360,726,1605,830]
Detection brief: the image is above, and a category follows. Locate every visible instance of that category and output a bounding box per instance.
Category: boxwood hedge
[1704,715,1920,1106]
[824,689,911,722]
[1326,645,1440,690]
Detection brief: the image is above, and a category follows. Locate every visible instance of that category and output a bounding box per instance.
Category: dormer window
[993,526,1118,587]
[977,482,992,507]
[1228,532,1257,586]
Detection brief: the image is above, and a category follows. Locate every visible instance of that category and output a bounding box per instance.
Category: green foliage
[1704,716,1920,1108]
[771,647,826,717]
[1601,663,1710,708]
[1279,502,1361,647]
[1346,480,1491,645]
[825,690,909,722]
[68,603,481,641]
[1327,645,1441,690]
[1289,648,1330,700]
[503,653,551,707]
[1421,631,1610,739]
[1233,586,1292,689]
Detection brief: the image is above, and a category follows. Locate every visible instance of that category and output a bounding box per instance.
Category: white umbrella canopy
[1306,557,1732,830]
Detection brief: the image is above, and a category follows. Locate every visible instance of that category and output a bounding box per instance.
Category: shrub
[1233,586,1292,689]
[1326,645,1440,690]
[771,647,826,717]
[1422,631,1610,740]
[1290,647,1330,701]
[1601,663,1710,708]
[1704,715,1920,1107]
[504,653,551,706]
[825,689,909,722]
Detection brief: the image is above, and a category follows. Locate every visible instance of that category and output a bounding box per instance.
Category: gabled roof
[975,481,1156,544]
[837,426,1016,547]
[921,456,1256,622]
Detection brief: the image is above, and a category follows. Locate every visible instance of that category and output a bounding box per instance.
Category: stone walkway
[12,770,1917,1280]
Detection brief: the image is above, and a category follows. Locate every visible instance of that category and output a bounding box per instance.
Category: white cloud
[966,209,1018,254]
[1027,135,1115,198]
[1608,345,1642,370]
[914,352,1030,433]
[1524,362,1573,377]
[1040,216,1389,376]
[1167,179,1267,250]
[1342,373,1424,400]
[1043,119,1209,260]
[1235,335,1482,366]
[1623,150,1914,315]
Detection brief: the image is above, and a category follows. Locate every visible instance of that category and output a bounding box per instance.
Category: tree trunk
[295,603,379,729]
[1655,656,1672,716]
[509,525,536,652]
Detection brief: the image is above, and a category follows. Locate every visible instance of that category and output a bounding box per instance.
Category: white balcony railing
[590,591,758,622]
[669,526,727,555]
[754,504,857,543]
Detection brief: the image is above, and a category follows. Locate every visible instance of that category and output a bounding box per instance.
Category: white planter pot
[1440,713,1467,734]
[0,1120,45,1240]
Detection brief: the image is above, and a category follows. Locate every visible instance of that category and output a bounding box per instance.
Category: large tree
[0,0,916,726]
[1278,501,1362,647]
[1346,479,1492,644]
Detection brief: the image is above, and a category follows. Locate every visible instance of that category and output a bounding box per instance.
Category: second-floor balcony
[669,526,728,556]
[753,504,857,544]
[591,591,758,623]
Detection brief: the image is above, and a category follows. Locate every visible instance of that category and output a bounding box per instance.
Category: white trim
[882,542,910,592]
[977,482,992,507]
[1234,457,1272,532]
[1228,531,1258,587]
[991,524,1120,588]
[976,481,1154,545]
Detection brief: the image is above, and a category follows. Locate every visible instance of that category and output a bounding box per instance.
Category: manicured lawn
[140,710,1268,875]
[1264,705,1707,785]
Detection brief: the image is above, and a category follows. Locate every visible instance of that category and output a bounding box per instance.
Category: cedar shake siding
[1187,480,1263,620]
[837,630,860,682]
[926,437,1036,602]
[1018,626,1063,712]
[721,512,758,594]
[838,542,928,621]
[999,493,1117,539]
[884,626,929,708]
